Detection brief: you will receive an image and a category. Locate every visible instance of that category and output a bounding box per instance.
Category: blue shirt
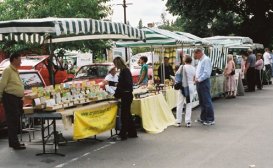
[196,54,212,82]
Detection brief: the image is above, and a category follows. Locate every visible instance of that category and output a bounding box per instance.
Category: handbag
[230,69,235,75]
[230,62,235,75]
[174,65,183,90]
[181,66,191,103]
[174,82,182,90]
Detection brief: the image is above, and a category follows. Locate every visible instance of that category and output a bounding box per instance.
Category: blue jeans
[196,79,215,122]
[271,63,273,77]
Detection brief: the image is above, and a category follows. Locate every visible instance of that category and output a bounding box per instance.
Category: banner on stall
[73,103,118,140]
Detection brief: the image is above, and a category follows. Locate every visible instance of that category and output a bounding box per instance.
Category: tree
[138,19,143,29]
[0,0,111,20]
[0,0,112,56]
[166,0,273,46]
[158,13,184,32]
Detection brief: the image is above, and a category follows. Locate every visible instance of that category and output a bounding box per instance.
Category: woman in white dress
[175,55,196,127]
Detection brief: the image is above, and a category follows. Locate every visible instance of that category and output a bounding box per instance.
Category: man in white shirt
[263,48,272,83]
[104,66,118,95]
[194,48,215,126]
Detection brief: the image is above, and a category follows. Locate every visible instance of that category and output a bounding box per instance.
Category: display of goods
[24,80,113,112]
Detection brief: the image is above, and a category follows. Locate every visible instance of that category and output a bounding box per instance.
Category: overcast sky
[109,0,176,27]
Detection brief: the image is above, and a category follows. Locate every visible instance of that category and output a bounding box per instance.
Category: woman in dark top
[113,57,137,140]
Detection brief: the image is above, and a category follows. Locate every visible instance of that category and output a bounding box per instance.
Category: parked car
[0,55,74,86]
[73,63,153,86]
[0,69,46,129]
[73,63,113,86]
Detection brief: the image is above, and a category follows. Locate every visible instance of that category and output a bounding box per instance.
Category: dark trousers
[119,92,137,138]
[255,69,263,89]
[246,67,256,91]
[2,92,23,146]
[196,79,215,122]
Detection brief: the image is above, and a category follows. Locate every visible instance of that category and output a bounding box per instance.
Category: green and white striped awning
[175,32,211,46]
[0,18,145,44]
[116,27,195,48]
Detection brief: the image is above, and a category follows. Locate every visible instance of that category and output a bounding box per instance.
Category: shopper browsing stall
[194,48,215,126]
[175,55,196,127]
[245,49,256,92]
[113,57,137,141]
[255,53,264,90]
[224,54,236,98]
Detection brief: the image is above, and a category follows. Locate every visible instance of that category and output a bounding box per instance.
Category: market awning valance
[116,27,195,48]
[0,18,146,44]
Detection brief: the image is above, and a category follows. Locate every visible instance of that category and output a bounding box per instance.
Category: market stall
[131,92,175,134]
[0,17,146,155]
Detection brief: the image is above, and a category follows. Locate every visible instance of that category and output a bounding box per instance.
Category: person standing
[224,55,236,98]
[0,53,25,150]
[263,48,272,83]
[193,48,215,126]
[244,49,256,92]
[255,53,264,90]
[113,57,137,140]
[103,66,119,95]
[175,55,196,127]
[137,56,149,85]
[158,57,174,83]
[271,50,273,77]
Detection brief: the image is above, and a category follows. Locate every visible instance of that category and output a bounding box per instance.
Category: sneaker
[195,119,204,124]
[174,123,181,127]
[186,122,191,128]
[113,136,127,141]
[203,121,215,126]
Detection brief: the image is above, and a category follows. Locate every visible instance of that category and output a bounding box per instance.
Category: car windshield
[0,72,44,90]
[75,65,109,79]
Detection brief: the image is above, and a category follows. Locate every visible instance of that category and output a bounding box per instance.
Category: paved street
[1,84,273,168]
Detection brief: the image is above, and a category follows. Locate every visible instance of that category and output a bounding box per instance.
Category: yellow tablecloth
[60,101,117,127]
[131,93,176,134]
[165,88,177,109]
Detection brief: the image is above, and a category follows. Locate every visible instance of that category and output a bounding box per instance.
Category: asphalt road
[1,84,273,168]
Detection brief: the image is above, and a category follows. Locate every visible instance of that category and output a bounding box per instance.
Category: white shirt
[104,73,118,94]
[183,64,196,85]
[263,52,271,65]
[196,54,212,82]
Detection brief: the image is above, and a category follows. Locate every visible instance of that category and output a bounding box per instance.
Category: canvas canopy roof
[116,27,195,48]
[203,36,253,45]
[0,17,145,44]
[175,32,211,45]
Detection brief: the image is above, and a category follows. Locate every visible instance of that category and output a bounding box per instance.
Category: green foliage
[132,47,151,55]
[0,0,112,58]
[0,41,43,56]
[138,19,143,29]
[0,0,111,20]
[166,0,273,46]
[158,13,184,32]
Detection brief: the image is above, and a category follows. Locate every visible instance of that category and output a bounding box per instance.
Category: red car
[73,63,153,85]
[73,63,114,86]
[0,55,74,86]
[0,69,46,128]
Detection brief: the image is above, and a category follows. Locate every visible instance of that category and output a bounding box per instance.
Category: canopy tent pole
[48,36,55,86]
[161,45,165,84]
[150,47,154,82]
